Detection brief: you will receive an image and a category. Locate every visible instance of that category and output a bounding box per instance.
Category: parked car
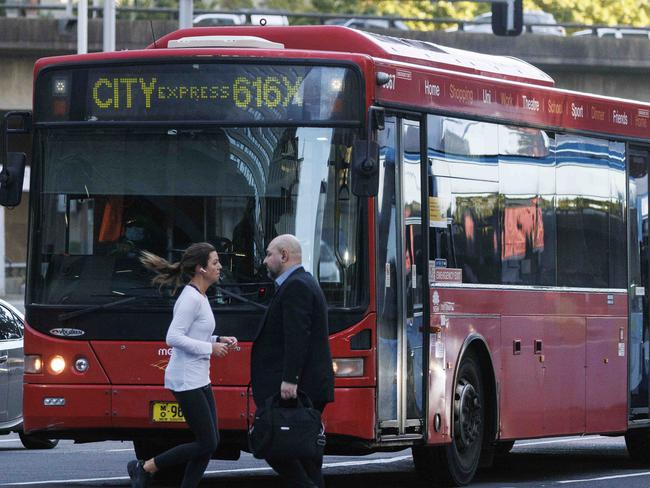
[325,17,410,31]
[193,13,245,26]
[193,12,289,27]
[572,28,650,39]
[450,10,565,36]
[0,299,58,449]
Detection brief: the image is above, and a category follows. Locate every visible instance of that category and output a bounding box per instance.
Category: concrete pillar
[103,0,115,52]
[179,0,193,29]
[77,0,88,54]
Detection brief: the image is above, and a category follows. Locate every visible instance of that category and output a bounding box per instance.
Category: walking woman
[127,242,237,488]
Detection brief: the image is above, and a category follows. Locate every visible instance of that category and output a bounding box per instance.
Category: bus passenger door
[630,147,650,420]
[376,116,425,438]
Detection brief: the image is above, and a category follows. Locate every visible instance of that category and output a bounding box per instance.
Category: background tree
[120,0,650,27]
[311,0,650,29]
[527,0,650,26]
[386,0,648,29]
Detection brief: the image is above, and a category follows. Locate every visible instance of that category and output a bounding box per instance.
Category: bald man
[251,234,334,488]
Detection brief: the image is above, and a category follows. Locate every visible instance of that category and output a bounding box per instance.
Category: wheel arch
[453,333,499,455]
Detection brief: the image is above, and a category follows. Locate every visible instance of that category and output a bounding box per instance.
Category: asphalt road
[2,433,650,487]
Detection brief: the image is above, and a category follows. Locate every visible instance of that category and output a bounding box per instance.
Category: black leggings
[154,384,219,488]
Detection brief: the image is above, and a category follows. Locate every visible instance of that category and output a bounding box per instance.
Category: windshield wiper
[212,285,269,310]
[57,293,166,322]
[58,284,270,321]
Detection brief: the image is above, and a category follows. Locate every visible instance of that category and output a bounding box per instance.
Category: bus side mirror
[0,152,27,207]
[351,139,379,197]
[0,111,31,207]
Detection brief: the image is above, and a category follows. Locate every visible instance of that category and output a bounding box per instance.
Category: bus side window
[427,115,500,284]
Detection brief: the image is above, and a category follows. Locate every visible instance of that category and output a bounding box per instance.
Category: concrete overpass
[2,17,650,111]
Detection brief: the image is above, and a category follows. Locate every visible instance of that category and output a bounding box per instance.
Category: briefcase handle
[245,386,315,429]
[265,390,315,410]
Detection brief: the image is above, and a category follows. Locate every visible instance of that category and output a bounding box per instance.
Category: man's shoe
[127,459,151,488]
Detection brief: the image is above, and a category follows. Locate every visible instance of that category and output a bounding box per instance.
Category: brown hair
[140,242,216,291]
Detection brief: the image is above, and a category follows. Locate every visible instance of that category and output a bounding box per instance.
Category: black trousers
[154,384,219,488]
[266,402,327,488]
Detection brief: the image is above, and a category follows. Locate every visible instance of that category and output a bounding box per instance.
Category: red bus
[2,25,650,486]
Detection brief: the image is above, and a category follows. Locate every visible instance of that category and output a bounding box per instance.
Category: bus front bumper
[23,384,376,440]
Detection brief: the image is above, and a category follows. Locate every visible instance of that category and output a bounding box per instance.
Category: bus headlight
[332,358,364,377]
[24,355,42,374]
[48,355,66,375]
[74,357,89,373]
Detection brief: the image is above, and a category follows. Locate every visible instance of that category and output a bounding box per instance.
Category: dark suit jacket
[251,266,334,407]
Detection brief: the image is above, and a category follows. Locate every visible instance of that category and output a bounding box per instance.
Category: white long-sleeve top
[164,285,217,391]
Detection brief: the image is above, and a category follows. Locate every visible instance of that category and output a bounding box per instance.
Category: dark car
[0,299,58,449]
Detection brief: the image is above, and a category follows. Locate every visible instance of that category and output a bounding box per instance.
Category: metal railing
[0,4,646,35]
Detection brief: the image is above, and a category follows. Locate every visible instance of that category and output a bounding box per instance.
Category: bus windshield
[32,126,365,310]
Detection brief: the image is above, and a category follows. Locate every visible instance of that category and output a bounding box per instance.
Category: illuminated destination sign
[36,63,361,123]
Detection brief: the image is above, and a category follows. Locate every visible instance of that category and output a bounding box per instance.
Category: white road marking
[559,471,650,484]
[0,454,412,486]
[0,475,130,486]
[3,437,630,486]
[0,439,22,443]
[322,455,411,468]
[516,436,609,447]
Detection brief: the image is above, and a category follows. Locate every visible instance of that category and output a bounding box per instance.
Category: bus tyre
[133,439,187,482]
[494,440,515,456]
[412,352,484,487]
[625,428,650,463]
[19,432,59,450]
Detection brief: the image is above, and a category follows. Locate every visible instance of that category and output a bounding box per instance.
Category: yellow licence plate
[152,402,186,422]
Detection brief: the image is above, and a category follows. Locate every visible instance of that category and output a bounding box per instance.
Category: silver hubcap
[454,381,482,451]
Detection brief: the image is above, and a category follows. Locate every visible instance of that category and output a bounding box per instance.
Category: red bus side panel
[540,316,585,436]
[427,288,627,445]
[585,317,627,433]
[500,317,545,438]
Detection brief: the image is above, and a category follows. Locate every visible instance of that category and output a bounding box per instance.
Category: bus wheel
[19,432,59,450]
[412,352,484,487]
[133,439,187,482]
[494,440,515,456]
[625,428,650,463]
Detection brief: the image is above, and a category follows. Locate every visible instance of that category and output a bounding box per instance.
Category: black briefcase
[248,390,326,460]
